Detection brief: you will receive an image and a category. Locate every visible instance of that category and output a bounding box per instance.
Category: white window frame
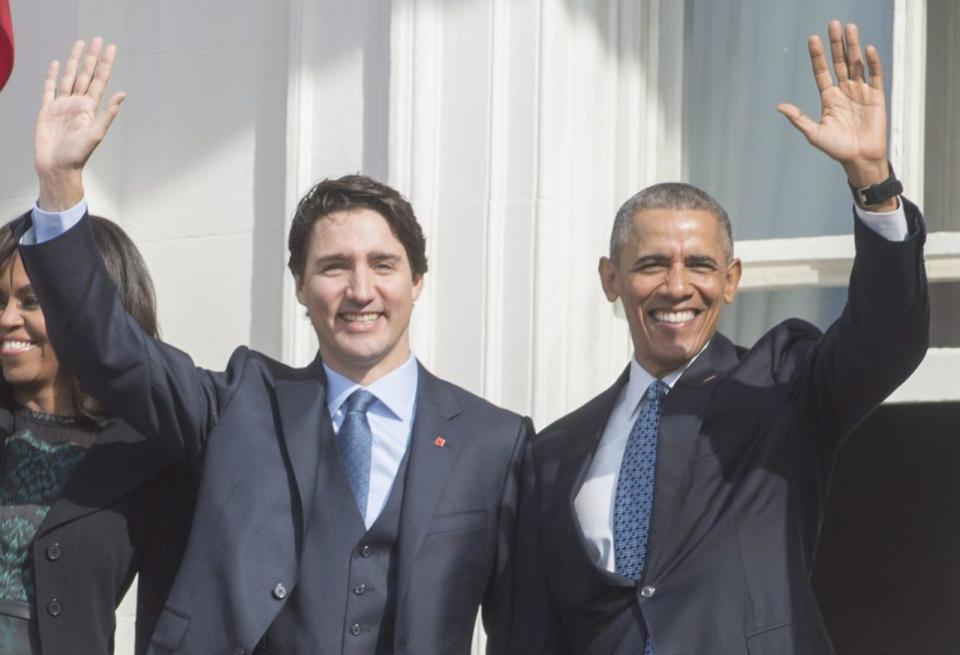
[735,0,960,403]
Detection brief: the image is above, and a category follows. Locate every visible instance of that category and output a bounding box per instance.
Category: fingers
[42,60,59,107]
[827,20,848,82]
[57,40,85,98]
[777,103,818,142]
[73,36,103,97]
[86,43,117,106]
[865,45,883,90]
[844,23,865,82]
[808,35,833,94]
[92,91,126,137]
[48,37,121,105]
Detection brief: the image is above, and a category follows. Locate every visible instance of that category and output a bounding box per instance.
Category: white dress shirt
[573,355,694,573]
[323,354,418,528]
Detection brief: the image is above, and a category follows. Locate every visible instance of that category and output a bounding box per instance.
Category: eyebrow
[685,255,719,267]
[312,252,403,267]
[631,254,720,268]
[0,284,34,297]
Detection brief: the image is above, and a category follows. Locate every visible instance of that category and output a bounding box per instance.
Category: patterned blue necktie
[336,389,377,517]
[613,379,668,654]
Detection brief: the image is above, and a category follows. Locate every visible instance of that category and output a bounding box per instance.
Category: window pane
[925,0,960,231]
[720,283,959,348]
[683,0,894,240]
[718,287,846,347]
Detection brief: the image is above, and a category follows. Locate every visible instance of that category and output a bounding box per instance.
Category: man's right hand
[34,37,124,211]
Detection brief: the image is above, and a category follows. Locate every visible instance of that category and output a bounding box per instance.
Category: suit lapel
[395,364,462,607]
[547,369,634,586]
[274,357,329,545]
[644,334,740,580]
[38,419,171,537]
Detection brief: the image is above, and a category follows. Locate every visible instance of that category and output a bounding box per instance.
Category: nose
[663,264,693,298]
[0,302,22,330]
[345,265,375,304]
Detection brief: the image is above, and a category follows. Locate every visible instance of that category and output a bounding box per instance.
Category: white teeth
[653,310,695,324]
[2,340,34,352]
[341,313,380,323]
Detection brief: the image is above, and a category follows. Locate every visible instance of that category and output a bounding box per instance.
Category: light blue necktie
[613,379,669,654]
[337,389,377,517]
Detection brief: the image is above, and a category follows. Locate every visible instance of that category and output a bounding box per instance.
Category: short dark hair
[610,182,734,263]
[287,174,428,280]
[0,215,159,417]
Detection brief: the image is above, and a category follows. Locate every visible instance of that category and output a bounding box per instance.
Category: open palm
[778,22,888,178]
[34,38,124,179]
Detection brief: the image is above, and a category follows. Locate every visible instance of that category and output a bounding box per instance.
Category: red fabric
[0,0,13,92]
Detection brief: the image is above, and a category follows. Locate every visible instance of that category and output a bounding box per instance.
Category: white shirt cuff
[854,200,908,242]
[22,198,89,245]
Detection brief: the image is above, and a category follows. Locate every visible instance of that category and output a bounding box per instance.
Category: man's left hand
[778,20,895,204]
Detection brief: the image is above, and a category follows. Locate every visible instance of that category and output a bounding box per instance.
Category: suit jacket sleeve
[482,415,536,654]
[16,212,243,469]
[775,198,929,449]
[504,439,572,655]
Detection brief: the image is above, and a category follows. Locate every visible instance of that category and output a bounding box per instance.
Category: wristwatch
[849,162,903,207]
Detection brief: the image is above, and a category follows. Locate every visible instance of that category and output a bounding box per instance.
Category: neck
[13,378,79,417]
[323,350,412,387]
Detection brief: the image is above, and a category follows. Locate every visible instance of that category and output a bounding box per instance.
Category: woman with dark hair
[0,216,194,654]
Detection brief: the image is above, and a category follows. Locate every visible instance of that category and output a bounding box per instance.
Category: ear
[411,274,424,303]
[598,256,620,302]
[294,275,306,306]
[723,258,742,304]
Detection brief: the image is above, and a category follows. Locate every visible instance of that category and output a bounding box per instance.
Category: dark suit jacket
[0,398,195,655]
[18,213,531,655]
[511,203,929,655]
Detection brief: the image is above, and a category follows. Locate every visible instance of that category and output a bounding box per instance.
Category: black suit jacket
[0,398,194,655]
[18,213,531,655]
[511,204,929,655]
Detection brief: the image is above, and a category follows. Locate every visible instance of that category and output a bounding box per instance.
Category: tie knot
[645,379,669,403]
[345,389,377,415]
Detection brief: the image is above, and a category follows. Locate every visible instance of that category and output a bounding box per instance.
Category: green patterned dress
[0,409,96,655]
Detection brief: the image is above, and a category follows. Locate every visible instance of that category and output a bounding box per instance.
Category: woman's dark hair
[0,216,158,417]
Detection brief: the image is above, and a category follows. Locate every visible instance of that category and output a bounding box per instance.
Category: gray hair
[609,182,733,263]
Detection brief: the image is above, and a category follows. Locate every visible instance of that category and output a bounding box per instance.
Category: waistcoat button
[359,544,371,557]
[353,583,366,595]
[47,599,63,617]
[272,582,287,600]
[45,543,62,561]
[640,585,656,599]
[350,623,362,636]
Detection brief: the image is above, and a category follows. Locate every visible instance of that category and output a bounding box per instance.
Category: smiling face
[599,207,741,378]
[0,255,72,412]
[296,208,423,384]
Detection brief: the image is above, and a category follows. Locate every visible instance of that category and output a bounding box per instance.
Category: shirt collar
[624,339,711,418]
[323,353,419,421]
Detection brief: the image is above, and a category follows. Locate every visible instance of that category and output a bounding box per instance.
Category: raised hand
[34,38,124,210]
[777,21,891,191]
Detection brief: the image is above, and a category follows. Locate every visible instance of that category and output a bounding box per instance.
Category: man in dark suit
[510,22,929,654]
[19,38,531,654]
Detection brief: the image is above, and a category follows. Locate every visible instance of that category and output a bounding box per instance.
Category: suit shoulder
[427,374,528,432]
[534,383,618,450]
[222,346,316,382]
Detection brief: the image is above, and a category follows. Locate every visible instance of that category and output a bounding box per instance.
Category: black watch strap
[849,162,903,207]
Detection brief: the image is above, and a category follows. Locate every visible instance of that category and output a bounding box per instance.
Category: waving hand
[777,21,892,194]
[34,38,124,210]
